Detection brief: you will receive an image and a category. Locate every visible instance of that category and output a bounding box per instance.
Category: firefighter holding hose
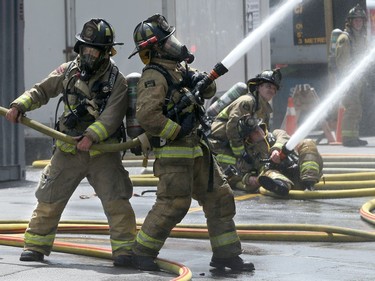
[209,69,281,192]
[127,13,254,272]
[237,115,323,195]
[5,19,136,266]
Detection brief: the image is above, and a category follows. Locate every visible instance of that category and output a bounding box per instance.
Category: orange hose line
[0,233,191,281]
[321,153,375,157]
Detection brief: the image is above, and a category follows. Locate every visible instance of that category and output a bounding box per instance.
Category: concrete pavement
[1,137,375,280]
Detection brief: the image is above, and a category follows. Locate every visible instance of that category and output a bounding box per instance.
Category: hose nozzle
[280,144,293,160]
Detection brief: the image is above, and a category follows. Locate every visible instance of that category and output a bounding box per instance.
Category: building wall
[0,0,26,181]
[8,0,267,166]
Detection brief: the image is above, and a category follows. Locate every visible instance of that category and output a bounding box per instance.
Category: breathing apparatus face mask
[79,45,105,81]
[161,35,195,63]
[248,126,266,143]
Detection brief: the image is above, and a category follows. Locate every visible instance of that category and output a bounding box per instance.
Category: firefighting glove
[130,146,143,156]
[188,71,206,89]
[176,112,196,139]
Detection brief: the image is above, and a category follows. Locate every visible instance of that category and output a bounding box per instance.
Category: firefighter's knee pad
[169,196,192,223]
[298,139,319,156]
[298,139,322,165]
[204,185,236,220]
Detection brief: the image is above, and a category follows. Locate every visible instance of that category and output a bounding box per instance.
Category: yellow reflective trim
[272,142,284,150]
[217,109,229,119]
[56,140,104,157]
[24,232,55,247]
[64,104,78,111]
[210,231,239,249]
[300,161,320,173]
[230,143,244,156]
[216,154,236,165]
[153,145,203,158]
[111,238,135,252]
[136,229,164,251]
[89,121,108,141]
[56,140,77,154]
[160,119,178,139]
[15,94,40,110]
[341,130,358,138]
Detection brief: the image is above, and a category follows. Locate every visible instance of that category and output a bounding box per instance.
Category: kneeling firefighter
[238,115,323,195]
[127,14,255,272]
[209,69,282,191]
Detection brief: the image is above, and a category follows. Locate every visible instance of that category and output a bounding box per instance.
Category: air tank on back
[125,72,143,138]
[206,82,248,119]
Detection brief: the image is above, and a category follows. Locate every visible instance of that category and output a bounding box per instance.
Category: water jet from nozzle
[285,44,375,151]
[221,0,302,70]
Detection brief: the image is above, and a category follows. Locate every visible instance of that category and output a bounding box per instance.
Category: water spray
[169,0,303,116]
[1,0,305,150]
[284,43,375,152]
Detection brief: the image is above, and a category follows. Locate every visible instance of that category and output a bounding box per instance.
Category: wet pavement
[1,137,375,280]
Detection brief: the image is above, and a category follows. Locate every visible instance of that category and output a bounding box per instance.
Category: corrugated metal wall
[0,0,25,181]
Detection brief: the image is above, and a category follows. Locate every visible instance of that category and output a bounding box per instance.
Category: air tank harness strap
[138,132,152,167]
[143,63,181,148]
[198,129,214,192]
[143,63,179,117]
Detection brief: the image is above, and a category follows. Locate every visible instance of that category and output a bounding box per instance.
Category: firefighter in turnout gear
[128,14,254,272]
[335,4,368,147]
[209,69,281,192]
[238,115,323,195]
[6,19,136,266]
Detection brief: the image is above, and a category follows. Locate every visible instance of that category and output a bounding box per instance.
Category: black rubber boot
[357,138,368,146]
[132,255,160,271]
[303,180,316,191]
[210,256,255,271]
[343,138,368,147]
[258,176,289,196]
[19,250,44,262]
[113,255,133,267]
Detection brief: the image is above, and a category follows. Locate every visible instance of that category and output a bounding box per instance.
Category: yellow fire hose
[1,206,375,243]
[322,171,375,181]
[0,106,141,152]
[0,232,191,281]
[2,106,375,279]
[0,194,374,280]
[360,198,375,226]
[259,187,375,199]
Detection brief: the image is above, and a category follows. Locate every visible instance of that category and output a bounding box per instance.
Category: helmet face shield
[161,35,194,63]
[128,13,196,63]
[248,126,266,143]
[79,45,104,80]
[237,115,263,139]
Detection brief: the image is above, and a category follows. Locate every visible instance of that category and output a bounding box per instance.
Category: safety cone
[285,97,297,135]
[335,105,345,144]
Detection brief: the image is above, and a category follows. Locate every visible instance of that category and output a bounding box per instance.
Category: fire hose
[0,106,142,152]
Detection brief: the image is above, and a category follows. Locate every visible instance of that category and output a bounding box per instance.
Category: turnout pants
[133,144,242,258]
[24,149,136,257]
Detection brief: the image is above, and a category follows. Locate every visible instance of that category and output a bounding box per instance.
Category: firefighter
[5,19,136,266]
[127,14,254,272]
[209,69,281,192]
[335,4,368,147]
[238,115,323,195]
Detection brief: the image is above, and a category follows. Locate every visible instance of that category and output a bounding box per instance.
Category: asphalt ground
[1,137,375,280]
